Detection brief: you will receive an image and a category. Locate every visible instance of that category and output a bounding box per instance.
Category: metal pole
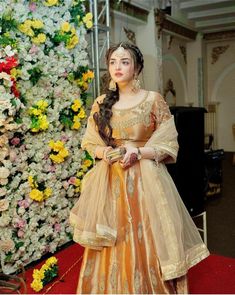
[106,0,110,49]
[93,0,100,97]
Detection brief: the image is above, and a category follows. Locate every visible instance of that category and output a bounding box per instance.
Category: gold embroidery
[134,270,141,293]
[110,262,118,290]
[99,275,105,292]
[83,259,94,277]
[150,267,158,287]
[137,222,143,241]
[127,172,134,196]
[112,176,120,198]
[111,100,154,130]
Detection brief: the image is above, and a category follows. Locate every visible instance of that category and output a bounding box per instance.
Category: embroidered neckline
[112,91,150,111]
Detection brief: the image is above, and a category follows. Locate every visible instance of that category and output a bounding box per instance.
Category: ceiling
[178,0,235,33]
[124,0,235,33]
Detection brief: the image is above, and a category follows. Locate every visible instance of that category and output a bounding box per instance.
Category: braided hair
[93,42,144,147]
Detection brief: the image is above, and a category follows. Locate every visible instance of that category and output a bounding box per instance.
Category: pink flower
[18,199,30,209]
[61,71,68,77]
[13,218,26,229]
[29,2,37,11]
[49,165,56,172]
[17,229,25,238]
[61,135,69,142]
[29,44,39,55]
[68,177,76,185]
[10,137,20,145]
[54,223,61,232]
[62,181,69,190]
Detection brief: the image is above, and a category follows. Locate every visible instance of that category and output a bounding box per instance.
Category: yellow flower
[75,187,80,193]
[78,108,86,119]
[81,165,88,172]
[59,148,69,158]
[72,120,81,130]
[71,99,82,112]
[61,22,70,32]
[10,68,21,79]
[37,100,48,110]
[83,12,93,23]
[31,279,43,292]
[44,187,52,198]
[29,189,44,202]
[83,70,94,81]
[66,34,79,49]
[85,20,93,29]
[50,154,64,164]
[82,81,88,90]
[46,256,58,266]
[83,159,93,167]
[33,269,45,280]
[32,33,46,45]
[71,27,76,35]
[41,264,49,272]
[53,141,64,152]
[44,0,58,6]
[31,19,44,29]
[39,115,49,130]
[31,108,42,116]
[74,178,81,187]
[37,33,47,43]
[28,176,35,188]
[76,171,84,177]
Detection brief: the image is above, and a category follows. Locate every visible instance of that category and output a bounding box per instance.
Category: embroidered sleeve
[152,93,173,163]
[154,93,171,128]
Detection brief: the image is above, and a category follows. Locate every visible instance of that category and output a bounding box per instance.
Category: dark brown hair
[93,42,144,147]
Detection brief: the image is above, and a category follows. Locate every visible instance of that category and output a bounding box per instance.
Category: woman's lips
[115,72,123,77]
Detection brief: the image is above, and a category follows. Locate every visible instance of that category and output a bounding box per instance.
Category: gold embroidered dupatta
[141,116,209,280]
[69,99,209,280]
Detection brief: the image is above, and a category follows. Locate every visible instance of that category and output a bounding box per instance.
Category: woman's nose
[115,62,121,70]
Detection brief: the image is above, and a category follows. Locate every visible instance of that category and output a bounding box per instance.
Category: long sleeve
[145,92,179,164]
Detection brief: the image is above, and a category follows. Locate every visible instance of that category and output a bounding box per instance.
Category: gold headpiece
[114,43,125,57]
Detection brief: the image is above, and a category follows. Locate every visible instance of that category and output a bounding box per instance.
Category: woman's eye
[109,61,115,65]
[123,61,129,65]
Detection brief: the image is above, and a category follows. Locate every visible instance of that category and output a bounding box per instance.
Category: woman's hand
[95,146,113,163]
[119,146,138,168]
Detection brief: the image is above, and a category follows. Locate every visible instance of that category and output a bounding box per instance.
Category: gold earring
[109,79,117,91]
[132,76,140,92]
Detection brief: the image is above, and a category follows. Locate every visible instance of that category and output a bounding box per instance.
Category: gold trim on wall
[123,27,136,44]
[179,45,187,64]
[211,45,229,64]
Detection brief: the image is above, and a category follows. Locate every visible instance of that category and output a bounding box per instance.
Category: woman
[70,42,209,294]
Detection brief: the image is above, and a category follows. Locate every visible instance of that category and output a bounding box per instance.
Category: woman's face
[108,49,135,86]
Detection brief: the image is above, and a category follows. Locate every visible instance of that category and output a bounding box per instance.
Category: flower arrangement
[0,0,94,274]
[28,176,52,202]
[49,140,69,164]
[28,100,49,132]
[31,256,58,292]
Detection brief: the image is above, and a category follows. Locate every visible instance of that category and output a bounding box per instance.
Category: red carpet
[22,243,235,294]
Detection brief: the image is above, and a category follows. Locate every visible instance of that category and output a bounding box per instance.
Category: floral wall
[0,0,93,274]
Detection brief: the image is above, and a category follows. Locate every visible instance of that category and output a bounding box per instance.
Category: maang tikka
[114,43,125,58]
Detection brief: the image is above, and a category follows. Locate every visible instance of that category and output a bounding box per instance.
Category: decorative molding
[154,9,197,40]
[110,0,149,22]
[167,35,174,50]
[211,45,229,64]
[163,79,176,106]
[179,45,187,64]
[123,27,136,44]
[155,9,166,39]
[204,30,235,41]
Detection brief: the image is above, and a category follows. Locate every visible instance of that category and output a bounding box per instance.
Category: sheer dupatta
[70,96,117,250]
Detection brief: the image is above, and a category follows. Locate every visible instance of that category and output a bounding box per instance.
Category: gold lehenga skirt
[77,162,188,294]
